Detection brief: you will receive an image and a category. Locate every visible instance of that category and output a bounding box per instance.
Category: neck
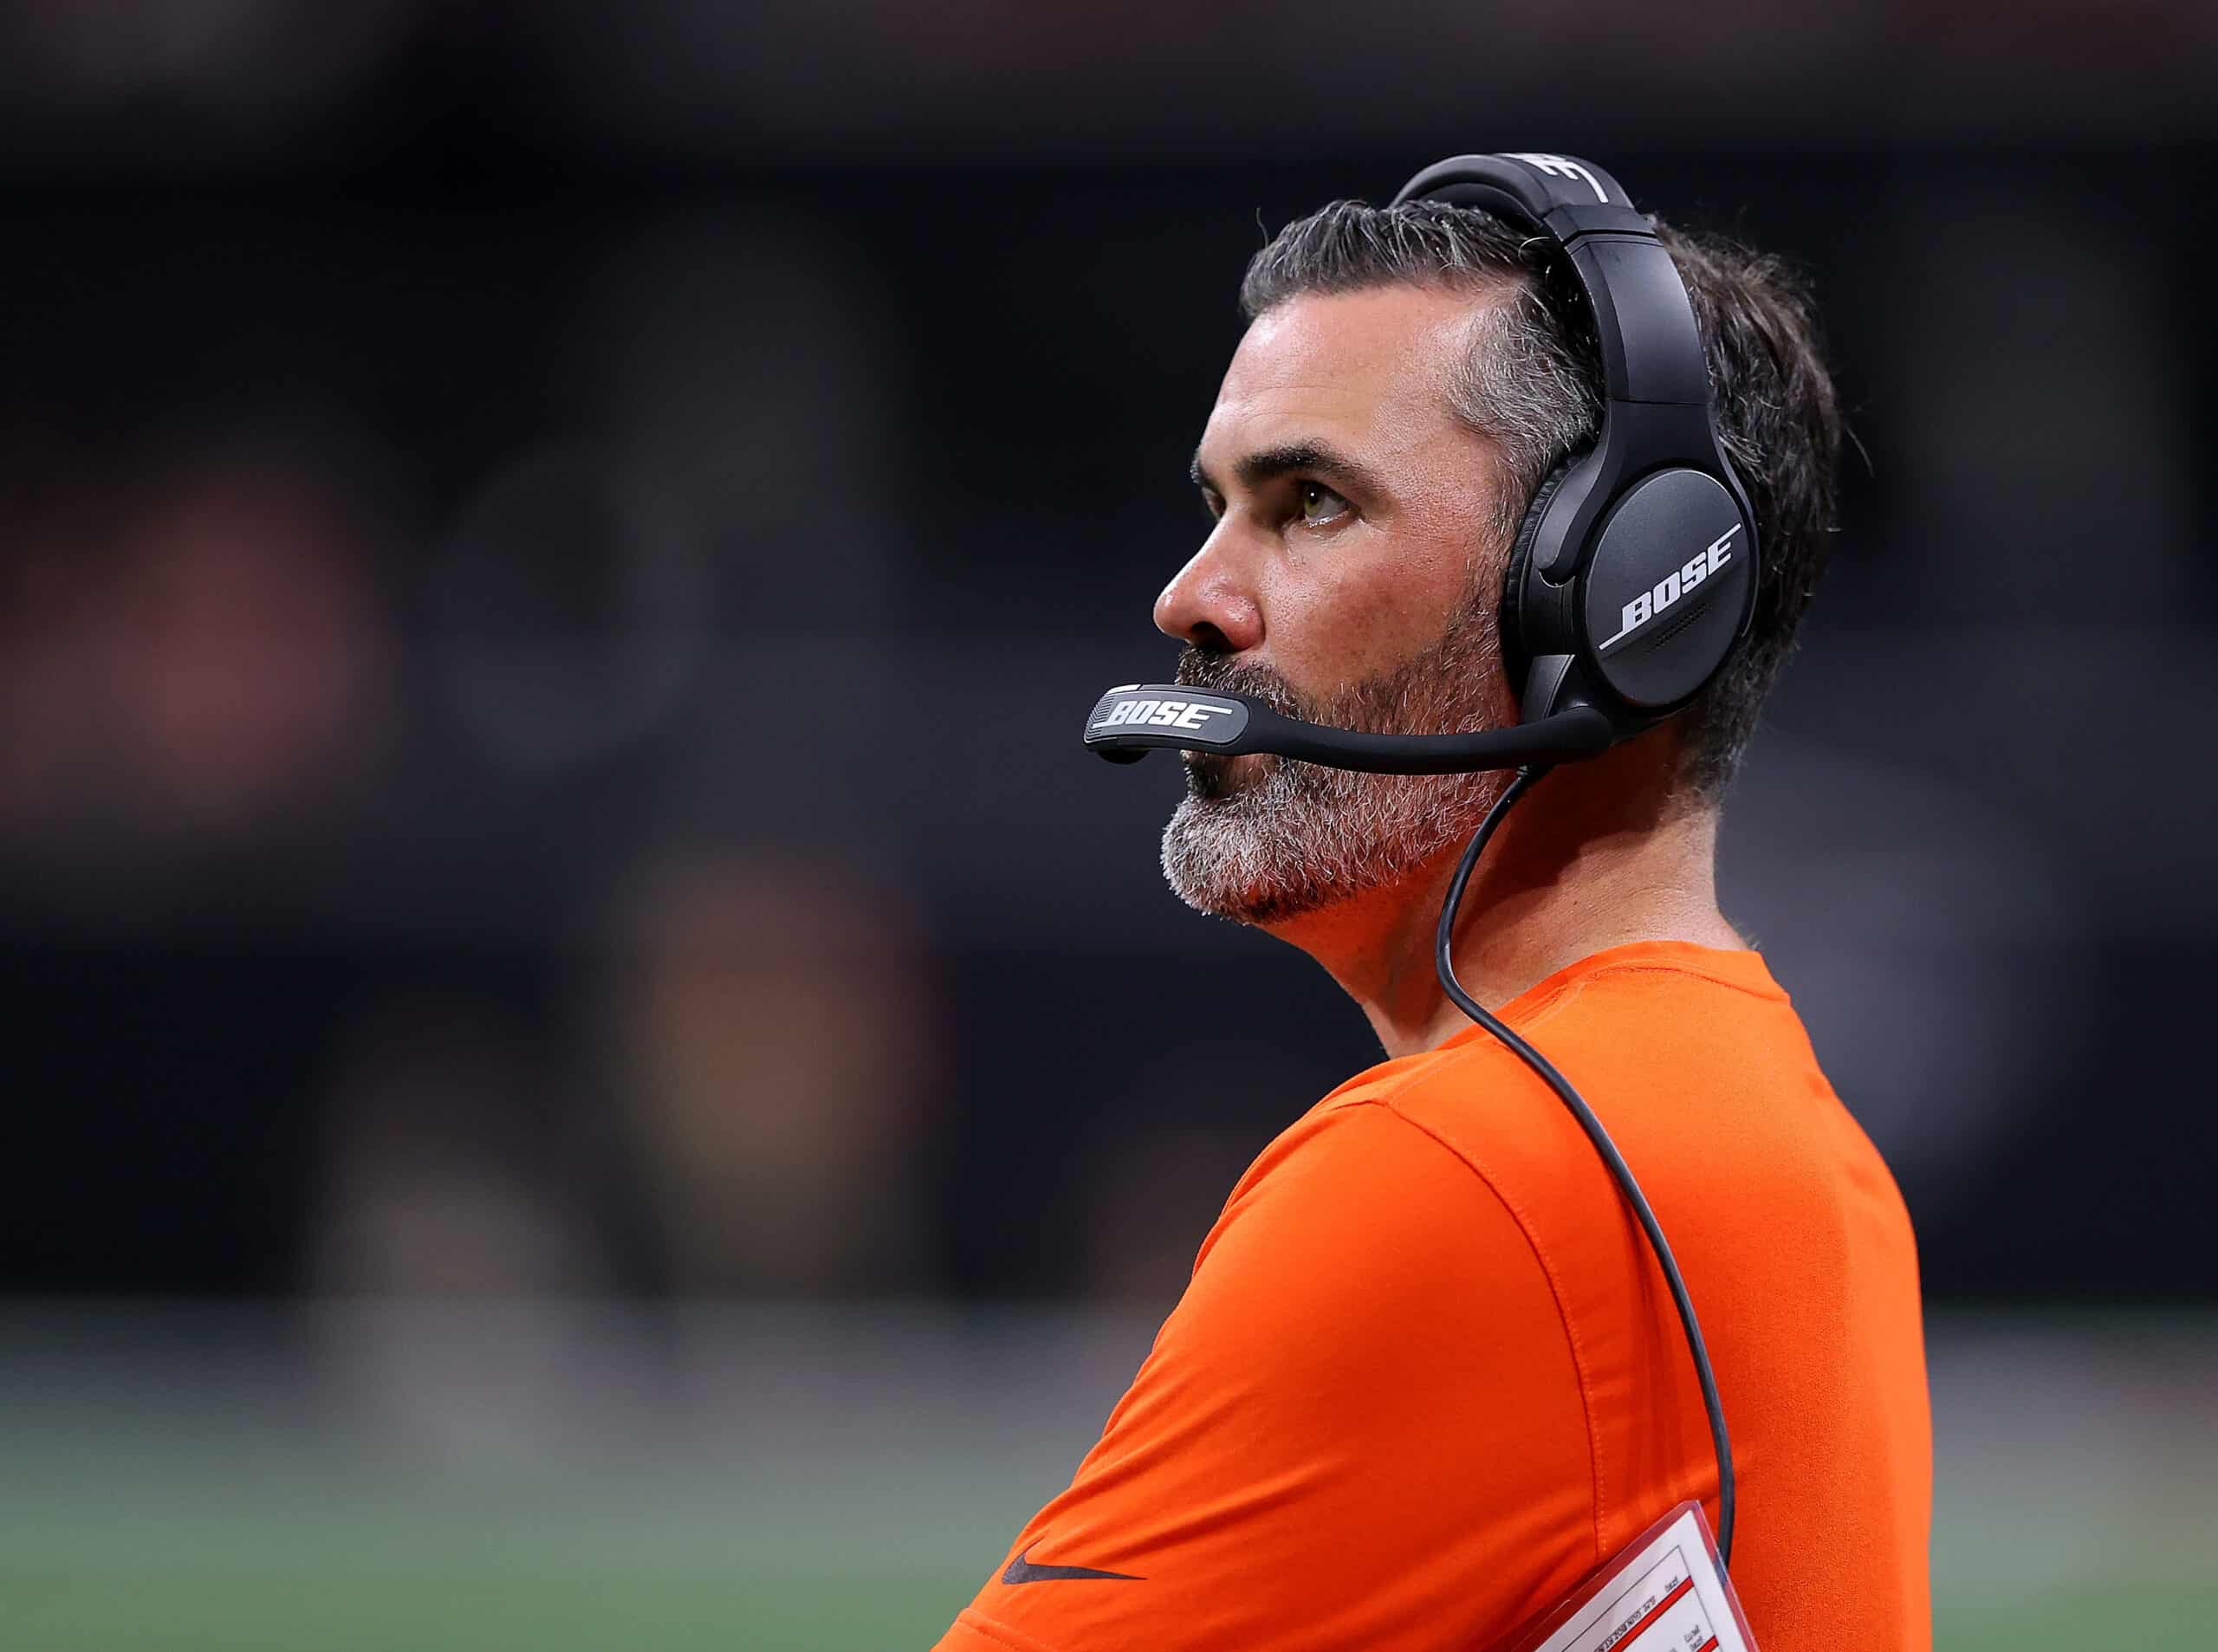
[1263,739,1744,1060]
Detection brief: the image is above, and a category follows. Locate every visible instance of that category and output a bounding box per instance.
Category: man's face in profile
[1157,283,1526,926]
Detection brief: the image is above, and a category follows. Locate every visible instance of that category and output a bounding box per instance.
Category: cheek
[1258,517,1482,683]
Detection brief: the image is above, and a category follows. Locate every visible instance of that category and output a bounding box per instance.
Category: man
[936,183,1930,1651]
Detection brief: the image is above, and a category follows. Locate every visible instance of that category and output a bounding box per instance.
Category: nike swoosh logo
[1001,1545,1142,1584]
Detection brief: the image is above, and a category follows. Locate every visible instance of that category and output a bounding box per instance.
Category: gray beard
[1158,600,1514,926]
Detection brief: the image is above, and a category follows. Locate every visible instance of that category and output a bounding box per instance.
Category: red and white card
[1493,1502,1758,1652]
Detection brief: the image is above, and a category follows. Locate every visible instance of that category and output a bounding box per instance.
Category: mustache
[1173,647,1307,718]
[1171,648,1305,801]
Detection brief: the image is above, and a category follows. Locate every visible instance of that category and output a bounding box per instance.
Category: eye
[1199,488,1225,523]
[1298,480,1351,528]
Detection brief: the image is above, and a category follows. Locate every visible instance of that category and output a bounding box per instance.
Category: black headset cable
[1432,764,1738,1565]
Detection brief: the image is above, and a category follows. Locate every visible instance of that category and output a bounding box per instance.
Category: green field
[8,1573,2215,1652]
[3,1574,2206,1651]
[3,1305,2208,1650]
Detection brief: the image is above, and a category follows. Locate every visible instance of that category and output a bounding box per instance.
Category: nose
[1152,531,1263,654]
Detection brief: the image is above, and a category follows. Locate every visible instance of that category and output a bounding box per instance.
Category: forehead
[1202,284,1501,467]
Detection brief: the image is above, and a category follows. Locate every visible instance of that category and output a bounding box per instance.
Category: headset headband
[1390,153,1711,410]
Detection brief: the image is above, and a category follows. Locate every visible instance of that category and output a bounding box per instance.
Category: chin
[1161,794,1329,927]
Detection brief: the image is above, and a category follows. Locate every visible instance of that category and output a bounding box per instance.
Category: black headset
[1081,153,1751,1565]
[1084,149,1756,768]
[1402,152,1758,742]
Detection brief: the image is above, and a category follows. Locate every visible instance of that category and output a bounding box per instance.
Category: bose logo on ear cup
[1598,523,1742,654]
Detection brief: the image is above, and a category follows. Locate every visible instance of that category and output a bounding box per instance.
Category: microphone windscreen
[1083,685,1253,757]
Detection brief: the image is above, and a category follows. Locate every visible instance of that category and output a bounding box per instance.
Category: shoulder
[1372,947,1848,1219]
[1177,1093,1579,1386]
[954,1075,1610,1652]
[1121,1084,1605,1577]
[1199,1085,1527,1271]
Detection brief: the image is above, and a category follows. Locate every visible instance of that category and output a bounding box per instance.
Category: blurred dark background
[0,4,2212,1646]
[4,1,2211,1311]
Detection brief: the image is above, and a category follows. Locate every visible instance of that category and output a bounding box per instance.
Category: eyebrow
[1190,439,1386,500]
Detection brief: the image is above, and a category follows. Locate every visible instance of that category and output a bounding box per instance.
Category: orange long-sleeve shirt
[937,941,1931,1652]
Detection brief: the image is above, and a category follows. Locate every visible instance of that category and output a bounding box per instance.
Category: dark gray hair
[1238,198,1843,799]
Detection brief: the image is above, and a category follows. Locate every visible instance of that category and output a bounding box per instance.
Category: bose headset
[1082,152,1753,1565]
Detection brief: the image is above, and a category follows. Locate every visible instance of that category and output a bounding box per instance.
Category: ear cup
[1578,468,1753,710]
[1499,457,1577,703]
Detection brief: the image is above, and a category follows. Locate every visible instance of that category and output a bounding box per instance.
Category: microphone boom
[1083,683,1613,775]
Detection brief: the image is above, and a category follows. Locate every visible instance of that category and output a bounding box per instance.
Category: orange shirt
[936,941,1930,1652]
